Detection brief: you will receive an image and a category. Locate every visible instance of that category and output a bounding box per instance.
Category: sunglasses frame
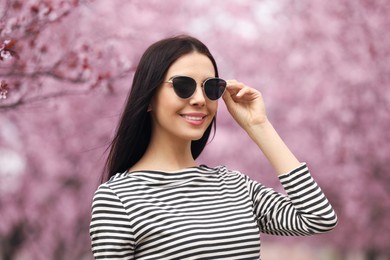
[164,75,227,101]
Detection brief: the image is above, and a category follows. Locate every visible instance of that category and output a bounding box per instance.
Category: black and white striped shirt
[90,163,337,259]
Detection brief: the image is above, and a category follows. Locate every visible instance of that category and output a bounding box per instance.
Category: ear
[147,104,152,112]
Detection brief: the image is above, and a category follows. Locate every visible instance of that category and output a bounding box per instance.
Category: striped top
[90,163,337,259]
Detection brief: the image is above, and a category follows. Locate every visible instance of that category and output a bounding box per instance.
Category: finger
[222,88,235,105]
[222,94,236,116]
[226,80,245,92]
[236,86,253,97]
[228,86,256,102]
[226,81,246,99]
[226,79,239,85]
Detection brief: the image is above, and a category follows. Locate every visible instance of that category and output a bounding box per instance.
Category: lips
[181,115,204,121]
[180,113,207,126]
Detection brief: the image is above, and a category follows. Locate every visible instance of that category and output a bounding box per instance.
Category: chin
[184,131,207,142]
[191,136,205,141]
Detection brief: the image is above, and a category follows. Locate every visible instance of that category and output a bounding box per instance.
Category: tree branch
[0,89,92,110]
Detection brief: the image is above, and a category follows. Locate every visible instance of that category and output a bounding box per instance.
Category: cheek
[207,102,218,116]
[152,88,179,111]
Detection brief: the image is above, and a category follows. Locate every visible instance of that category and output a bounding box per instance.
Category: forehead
[165,52,215,78]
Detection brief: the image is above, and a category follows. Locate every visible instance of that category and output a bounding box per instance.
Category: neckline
[129,165,213,174]
[123,165,220,185]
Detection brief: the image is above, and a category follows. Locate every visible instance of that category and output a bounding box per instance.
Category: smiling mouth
[180,115,206,121]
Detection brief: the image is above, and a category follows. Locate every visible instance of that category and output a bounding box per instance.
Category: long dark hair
[101,35,220,182]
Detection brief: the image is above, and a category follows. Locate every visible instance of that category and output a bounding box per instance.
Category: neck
[130,132,197,172]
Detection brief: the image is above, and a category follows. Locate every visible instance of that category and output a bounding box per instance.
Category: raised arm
[224,81,337,234]
[223,80,301,175]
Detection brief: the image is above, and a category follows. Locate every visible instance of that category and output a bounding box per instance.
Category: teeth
[182,115,203,121]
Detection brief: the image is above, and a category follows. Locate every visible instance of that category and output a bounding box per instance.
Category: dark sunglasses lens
[172,77,196,99]
[204,78,227,100]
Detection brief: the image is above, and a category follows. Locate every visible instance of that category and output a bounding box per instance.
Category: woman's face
[149,52,218,143]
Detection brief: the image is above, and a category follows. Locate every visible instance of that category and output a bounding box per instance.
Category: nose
[189,84,206,106]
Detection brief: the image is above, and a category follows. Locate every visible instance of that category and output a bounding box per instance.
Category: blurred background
[1,0,389,259]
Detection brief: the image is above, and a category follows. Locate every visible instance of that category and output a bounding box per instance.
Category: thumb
[222,90,238,115]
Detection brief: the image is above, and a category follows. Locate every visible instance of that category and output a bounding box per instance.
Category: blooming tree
[0,0,186,258]
[261,2,390,259]
[203,1,390,259]
[1,0,389,259]
[182,1,390,258]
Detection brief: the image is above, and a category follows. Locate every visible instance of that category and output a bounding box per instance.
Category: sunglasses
[164,76,227,101]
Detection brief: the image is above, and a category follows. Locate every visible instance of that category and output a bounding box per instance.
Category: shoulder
[99,171,133,190]
[92,172,130,201]
[107,171,130,183]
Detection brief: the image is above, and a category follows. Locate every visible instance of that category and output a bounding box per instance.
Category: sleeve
[247,163,338,236]
[90,184,135,259]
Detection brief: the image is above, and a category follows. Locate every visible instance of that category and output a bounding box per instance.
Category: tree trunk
[365,249,378,260]
[1,225,25,260]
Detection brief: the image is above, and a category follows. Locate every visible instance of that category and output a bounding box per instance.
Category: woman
[90,35,337,259]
